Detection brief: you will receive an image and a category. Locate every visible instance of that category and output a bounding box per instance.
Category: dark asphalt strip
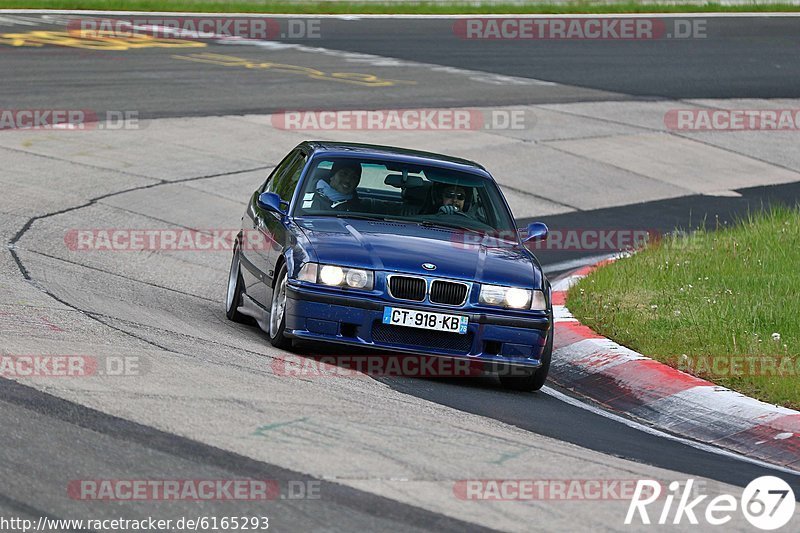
[378,376,800,495]
[304,17,800,100]
[525,179,800,274]
[0,379,496,533]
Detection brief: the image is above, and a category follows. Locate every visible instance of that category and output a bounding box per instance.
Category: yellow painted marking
[172,52,416,88]
[0,31,206,51]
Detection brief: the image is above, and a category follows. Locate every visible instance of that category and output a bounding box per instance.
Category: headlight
[298,263,373,290]
[505,287,530,309]
[345,268,370,289]
[320,265,344,286]
[479,284,547,310]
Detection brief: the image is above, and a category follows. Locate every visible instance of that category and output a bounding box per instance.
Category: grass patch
[0,1,799,15]
[567,207,800,409]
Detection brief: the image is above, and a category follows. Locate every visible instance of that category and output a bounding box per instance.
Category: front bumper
[285,283,551,368]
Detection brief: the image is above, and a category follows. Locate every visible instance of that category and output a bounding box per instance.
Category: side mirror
[523,222,548,243]
[257,192,287,215]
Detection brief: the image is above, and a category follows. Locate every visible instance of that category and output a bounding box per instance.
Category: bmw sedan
[226,141,553,391]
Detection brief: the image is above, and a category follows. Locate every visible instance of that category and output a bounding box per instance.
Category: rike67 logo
[626,477,796,530]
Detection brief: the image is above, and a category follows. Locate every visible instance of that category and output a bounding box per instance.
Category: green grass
[0,1,799,15]
[567,207,800,409]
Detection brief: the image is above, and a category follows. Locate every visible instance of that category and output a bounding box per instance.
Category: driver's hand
[438,204,459,215]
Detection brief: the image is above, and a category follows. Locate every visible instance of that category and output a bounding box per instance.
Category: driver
[436,185,468,215]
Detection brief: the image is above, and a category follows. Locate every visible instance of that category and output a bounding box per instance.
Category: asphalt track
[2,14,800,117]
[286,16,800,100]
[2,12,800,532]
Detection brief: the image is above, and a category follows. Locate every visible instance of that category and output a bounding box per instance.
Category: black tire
[268,262,292,349]
[225,246,250,323]
[499,326,553,392]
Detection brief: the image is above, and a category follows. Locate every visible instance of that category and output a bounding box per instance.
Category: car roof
[299,141,490,176]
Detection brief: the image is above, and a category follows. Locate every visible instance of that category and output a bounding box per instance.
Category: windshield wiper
[418,220,483,234]
[325,214,487,234]
[330,214,412,224]
[329,214,387,221]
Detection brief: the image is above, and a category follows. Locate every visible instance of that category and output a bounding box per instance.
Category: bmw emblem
[422,263,437,271]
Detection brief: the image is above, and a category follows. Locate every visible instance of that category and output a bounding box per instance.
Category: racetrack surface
[3,14,800,116]
[2,12,800,531]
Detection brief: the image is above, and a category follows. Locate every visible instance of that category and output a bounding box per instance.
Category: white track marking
[542,385,800,477]
[542,253,616,275]
[216,38,555,86]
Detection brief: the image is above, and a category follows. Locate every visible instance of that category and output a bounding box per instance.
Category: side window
[273,152,308,202]
[261,151,299,194]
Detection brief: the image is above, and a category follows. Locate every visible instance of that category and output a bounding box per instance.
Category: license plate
[382,307,469,334]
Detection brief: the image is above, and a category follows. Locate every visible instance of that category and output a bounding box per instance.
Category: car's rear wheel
[225,246,250,323]
[499,328,553,392]
[269,262,292,349]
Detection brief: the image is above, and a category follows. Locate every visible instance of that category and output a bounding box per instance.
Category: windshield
[293,156,517,235]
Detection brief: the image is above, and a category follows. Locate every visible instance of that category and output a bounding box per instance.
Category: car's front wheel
[225,246,250,323]
[269,262,292,349]
[499,328,553,392]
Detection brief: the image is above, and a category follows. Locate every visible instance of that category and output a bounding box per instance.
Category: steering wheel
[437,205,470,217]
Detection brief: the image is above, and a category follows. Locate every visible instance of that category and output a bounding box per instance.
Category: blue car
[225,141,553,391]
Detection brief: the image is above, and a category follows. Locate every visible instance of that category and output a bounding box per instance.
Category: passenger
[312,161,362,211]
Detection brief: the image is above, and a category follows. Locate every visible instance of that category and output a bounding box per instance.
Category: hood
[296,217,542,289]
